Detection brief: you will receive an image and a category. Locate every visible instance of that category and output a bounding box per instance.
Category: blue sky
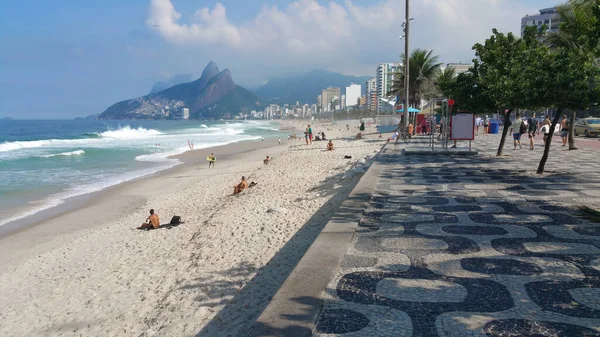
[1,0,559,119]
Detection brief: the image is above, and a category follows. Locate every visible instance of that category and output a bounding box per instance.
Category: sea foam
[41,150,85,158]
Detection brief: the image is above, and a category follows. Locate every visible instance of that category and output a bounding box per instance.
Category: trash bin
[489,122,499,134]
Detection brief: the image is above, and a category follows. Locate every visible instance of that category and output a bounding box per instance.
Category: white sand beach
[0,120,385,337]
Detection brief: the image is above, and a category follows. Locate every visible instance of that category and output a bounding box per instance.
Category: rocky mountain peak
[198,61,220,86]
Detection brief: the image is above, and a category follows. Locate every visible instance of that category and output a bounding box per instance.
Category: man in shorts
[308,124,313,144]
[483,115,490,135]
[138,209,160,230]
[527,113,537,150]
[560,115,568,146]
[511,113,523,150]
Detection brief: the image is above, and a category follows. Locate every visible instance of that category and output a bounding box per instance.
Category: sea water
[0,119,284,227]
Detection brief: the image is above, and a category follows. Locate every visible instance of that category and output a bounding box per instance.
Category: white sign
[451,114,475,140]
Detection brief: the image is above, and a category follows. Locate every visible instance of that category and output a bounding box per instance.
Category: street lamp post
[403,0,410,130]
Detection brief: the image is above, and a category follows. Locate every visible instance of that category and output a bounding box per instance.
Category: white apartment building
[521,7,561,36]
[182,108,190,120]
[376,63,401,114]
[345,83,361,108]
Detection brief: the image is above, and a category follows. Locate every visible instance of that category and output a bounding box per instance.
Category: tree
[388,49,443,108]
[472,28,543,156]
[437,67,495,116]
[546,0,600,150]
[533,46,600,173]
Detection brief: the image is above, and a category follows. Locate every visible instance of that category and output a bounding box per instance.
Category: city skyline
[1,0,558,118]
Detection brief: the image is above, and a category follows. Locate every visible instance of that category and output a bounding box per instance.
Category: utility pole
[403,0,410,129]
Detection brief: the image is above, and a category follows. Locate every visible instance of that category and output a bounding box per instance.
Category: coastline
[0,135,286,239]
[0,119,386,337]
[0,137,287,264]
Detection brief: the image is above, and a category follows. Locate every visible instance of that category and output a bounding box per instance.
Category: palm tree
[388,49,443,109]
[434,66,456,98]
[545,0,600,150]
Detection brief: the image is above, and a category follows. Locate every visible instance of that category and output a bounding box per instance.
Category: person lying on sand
[263,156,270,164]
[138,209,159,230]
[233,176,249,195]
[327,140,334,151]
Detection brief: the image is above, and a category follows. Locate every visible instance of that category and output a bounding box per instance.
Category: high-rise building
[321,87,341,116]
[365,78,377,112]
[376,63,401,114]
[521,7,561,36]
[345,83,362,108]
[182,108,190,120]
[341,95,346,109]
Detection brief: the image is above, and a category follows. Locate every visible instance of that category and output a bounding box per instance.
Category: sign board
[451,114,475,140]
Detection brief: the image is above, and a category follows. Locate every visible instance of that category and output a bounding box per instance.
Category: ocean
[0,119,284,228]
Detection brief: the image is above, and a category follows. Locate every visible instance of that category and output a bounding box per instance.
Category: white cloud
[146,0,554,79]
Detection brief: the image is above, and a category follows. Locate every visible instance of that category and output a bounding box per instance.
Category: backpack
[519,122,527,135]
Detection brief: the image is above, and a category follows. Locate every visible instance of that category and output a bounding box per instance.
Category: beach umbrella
[396,107,421,113]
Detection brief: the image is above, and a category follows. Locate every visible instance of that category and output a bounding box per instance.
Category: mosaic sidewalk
[313,136,600,337]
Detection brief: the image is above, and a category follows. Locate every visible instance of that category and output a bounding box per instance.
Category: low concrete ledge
[247,147,385,337]
[403,148,479,156]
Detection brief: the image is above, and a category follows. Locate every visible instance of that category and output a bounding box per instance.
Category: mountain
[254,70,372,105]
[99,61,263,120]
[150,74,193,94]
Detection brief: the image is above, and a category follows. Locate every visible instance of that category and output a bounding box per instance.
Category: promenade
[253,134,600,337]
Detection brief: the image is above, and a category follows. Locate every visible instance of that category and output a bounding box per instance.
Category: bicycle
[394,128,412,144]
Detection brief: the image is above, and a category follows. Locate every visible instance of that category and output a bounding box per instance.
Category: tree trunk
[568,110,577,150]
[537,108,563,174]
[496,109,513,156]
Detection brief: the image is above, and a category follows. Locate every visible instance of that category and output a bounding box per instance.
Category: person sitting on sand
[138,209,159,230]
[233,176,249,195]
[263,156,270,164]
[327,140,334,151]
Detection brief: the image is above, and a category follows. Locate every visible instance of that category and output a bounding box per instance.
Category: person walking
[207,153,216,168]
[560,115,568,146]
[511,113,524,150]
[483,115,490,135]
[542,115,551,144]
[527,113,537,150]
[475,115,482,135]
[304,127,309,145]
[308,124,313,144]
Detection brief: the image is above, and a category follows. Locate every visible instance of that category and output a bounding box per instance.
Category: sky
[0,0,559,119]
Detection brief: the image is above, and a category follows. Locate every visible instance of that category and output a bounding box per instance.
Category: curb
[403,149,479,156]
[247,146,387,337]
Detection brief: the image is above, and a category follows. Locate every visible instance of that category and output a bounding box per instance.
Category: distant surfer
[207,153,216,168]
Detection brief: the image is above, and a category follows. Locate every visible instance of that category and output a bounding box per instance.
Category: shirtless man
[560,115,568,146]
[138,209,160,230]
[233,176,249,195]
[327,140,334,151]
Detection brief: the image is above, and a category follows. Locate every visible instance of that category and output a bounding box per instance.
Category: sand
[0,120,385,337]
